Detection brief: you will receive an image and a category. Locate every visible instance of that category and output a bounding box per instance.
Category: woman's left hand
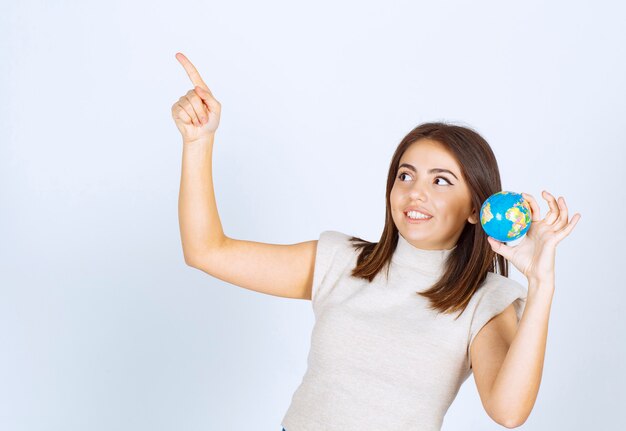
[487,190,581,284]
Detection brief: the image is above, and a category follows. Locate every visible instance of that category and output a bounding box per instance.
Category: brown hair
[347,121,507,319]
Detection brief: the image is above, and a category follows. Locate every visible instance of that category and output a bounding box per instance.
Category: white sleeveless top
[281,230,527,431]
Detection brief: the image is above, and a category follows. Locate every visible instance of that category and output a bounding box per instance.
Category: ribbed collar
[390,233,455,274]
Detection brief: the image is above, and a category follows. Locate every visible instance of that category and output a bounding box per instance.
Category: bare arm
[178,132,318,300]
[172,52,318,300]
[171,52,225,259]
[188,236,318,300]
[471,281,554,428]
[178,134,226,260]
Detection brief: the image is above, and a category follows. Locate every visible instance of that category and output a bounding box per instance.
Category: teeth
[406,211,432,219]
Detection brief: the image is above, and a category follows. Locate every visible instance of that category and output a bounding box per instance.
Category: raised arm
[172,52,224,258]
[172,52,317,300]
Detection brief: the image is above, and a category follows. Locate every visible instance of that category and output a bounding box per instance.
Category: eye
[397,171,452,186]
[397,172,411,182]
[434,177,452,186]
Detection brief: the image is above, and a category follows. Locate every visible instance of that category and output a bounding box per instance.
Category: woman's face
[390,138,478,250]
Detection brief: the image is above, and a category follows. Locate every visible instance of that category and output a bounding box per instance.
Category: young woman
[172,52,581,431]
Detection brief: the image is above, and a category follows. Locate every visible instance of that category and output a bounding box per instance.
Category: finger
[556,212,581,242]
[194,85,220,110]
[173,102,193,125]
[178,95,201,126]
[176,52,209,90]
[542,190,560,225]
[521,192,541,221]
[487,236,515,261]
[554,196,569,230]
[185,89,208,124]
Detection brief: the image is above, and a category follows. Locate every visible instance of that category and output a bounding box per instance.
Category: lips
[403,206,433,217]
[404,212,432,223]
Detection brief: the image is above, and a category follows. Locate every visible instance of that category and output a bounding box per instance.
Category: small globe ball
[480,191,532,242]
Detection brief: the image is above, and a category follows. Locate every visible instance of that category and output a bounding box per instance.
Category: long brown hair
[347,121,507,319]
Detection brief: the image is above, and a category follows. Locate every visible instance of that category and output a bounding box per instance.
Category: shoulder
[317,230,357,258]
[471,272,528,321]
[467,272,528,350]
[313,230,358,273]
[477,272,527,299]
[318,230,352,245]
[310,230,359,305]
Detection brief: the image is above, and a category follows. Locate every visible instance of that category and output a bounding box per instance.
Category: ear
[468,208,478,225]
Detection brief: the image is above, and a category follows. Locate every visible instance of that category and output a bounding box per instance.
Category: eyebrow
[398,163,459,181]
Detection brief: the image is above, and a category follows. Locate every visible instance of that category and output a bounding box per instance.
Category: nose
[408,180,428,201]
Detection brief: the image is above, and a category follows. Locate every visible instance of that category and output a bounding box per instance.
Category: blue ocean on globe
[480,191,532,242]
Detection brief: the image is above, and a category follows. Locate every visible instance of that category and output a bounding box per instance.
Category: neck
[390,232,455,275]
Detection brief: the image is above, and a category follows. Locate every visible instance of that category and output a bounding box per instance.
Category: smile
[404,211,433,224]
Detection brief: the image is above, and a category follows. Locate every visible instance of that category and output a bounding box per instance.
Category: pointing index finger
[175,52,208,90]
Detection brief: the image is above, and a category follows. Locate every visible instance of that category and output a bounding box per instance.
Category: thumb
[487,236,515,260]
[194,85,220,109]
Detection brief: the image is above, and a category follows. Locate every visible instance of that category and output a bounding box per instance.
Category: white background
[1,1,624,430]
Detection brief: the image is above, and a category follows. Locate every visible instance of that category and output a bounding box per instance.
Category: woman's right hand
[171,52,221,143]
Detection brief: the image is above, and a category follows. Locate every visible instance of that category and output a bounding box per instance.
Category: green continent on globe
[505,201,532,238]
